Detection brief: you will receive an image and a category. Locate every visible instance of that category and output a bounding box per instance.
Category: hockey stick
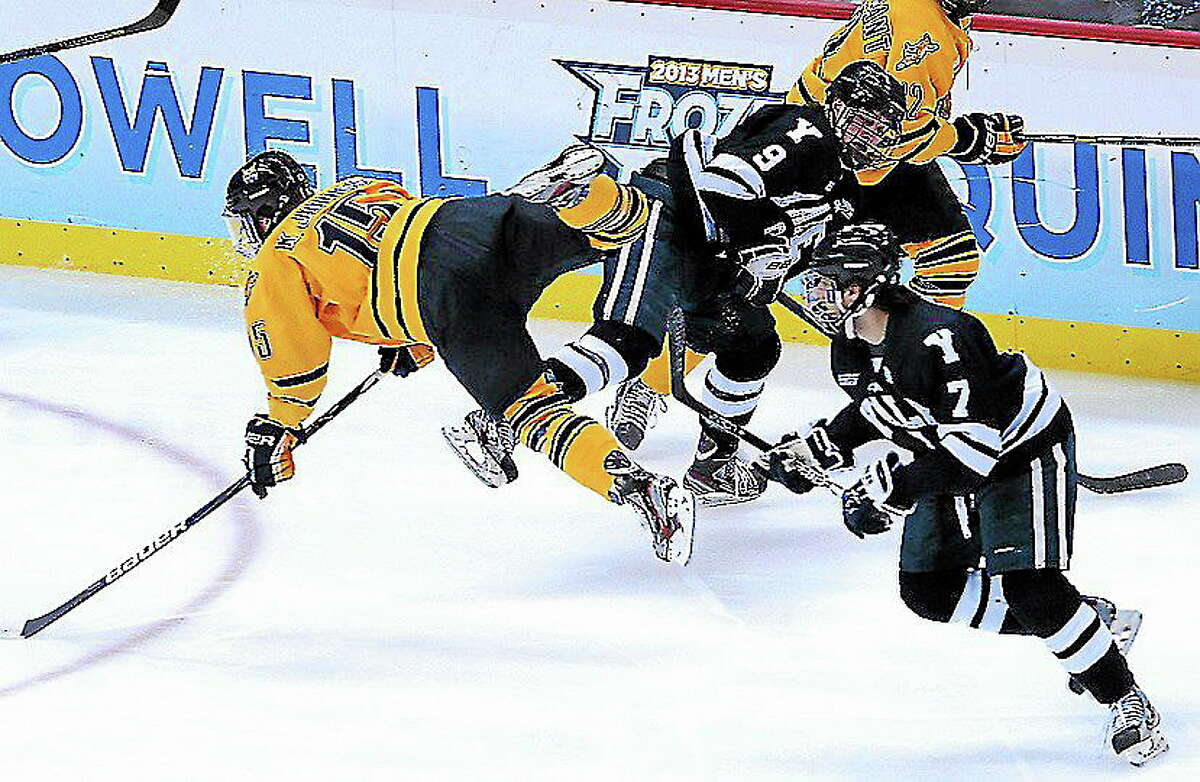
[0,369,385,640]
[665,308,843,494]
[0,0,181,65]
[776,295,1189,495]
[1026,133,1200,148]
[1077,464,1188,494]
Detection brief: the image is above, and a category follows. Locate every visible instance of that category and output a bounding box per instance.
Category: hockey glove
[841,452,913,539]
[244,414,305,499]
[948,112,1027,165]
[379,343,435,377]
[758,420,849,495]
[733,242,793,307]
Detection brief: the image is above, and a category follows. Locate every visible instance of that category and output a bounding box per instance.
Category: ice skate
[504,144,605,209]
[611,467,696,565]
[684,449,767,506]
[1068,596,1142,695]
[605,378,667,450]
[1107,686,1168,766]
[442,409,519,488]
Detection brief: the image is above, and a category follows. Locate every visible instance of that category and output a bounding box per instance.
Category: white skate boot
[605,378,667,451]
[504,144,605,209]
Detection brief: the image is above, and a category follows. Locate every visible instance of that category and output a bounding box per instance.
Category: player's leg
[680,298,779,505]
[977,425,1167,765]
[425,278,694,564]
[853,162,981,310]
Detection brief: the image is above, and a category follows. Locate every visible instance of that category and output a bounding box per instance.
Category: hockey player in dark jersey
[227,149,695,564]
[762,223,1169,766]
[510,60,907,507]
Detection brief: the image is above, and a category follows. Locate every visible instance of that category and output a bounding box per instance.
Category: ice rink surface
[1,266,1197,781]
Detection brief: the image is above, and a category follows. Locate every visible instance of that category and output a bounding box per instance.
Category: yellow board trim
[3,216,1197,382]
[0,216,246,285]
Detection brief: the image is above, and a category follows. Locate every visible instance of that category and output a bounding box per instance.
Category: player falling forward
[763,224,1168,766]
[608,0,1026,454]
[226,150,694,564]
[531,61,906,507]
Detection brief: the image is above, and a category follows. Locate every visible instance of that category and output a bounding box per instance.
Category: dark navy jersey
[826,293,1067,501]
[666,102,849,305]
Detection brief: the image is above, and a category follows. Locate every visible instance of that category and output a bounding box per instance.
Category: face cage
[828,99,901,171]
[224,212,266,258]
[795,269,852,337]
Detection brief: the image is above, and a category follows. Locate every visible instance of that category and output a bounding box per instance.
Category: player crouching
[226,149,694,565]
[761,223,1168,765]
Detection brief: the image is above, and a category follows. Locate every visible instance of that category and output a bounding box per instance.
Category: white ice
[1,266,1197,781]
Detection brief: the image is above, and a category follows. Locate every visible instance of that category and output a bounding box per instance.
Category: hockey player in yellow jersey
[227,149,694,564]
[788,0,1026,308]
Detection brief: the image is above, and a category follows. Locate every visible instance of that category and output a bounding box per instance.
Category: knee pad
[898,570,968,623]
[712,330,781,383]
[1001,569,1082,636]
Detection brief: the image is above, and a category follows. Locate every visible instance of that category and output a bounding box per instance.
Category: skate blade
[659,485,696,566]
[441,424,513,488]
[1121,727,1169,767]
[1111,609,1142,655]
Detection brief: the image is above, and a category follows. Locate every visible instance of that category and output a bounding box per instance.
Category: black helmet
[825,60,907,171]
[939,0,990,19]
[794,223,902,336]
[224,150,313,256]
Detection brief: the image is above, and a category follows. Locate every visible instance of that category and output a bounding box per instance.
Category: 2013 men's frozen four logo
[558,55,785,178]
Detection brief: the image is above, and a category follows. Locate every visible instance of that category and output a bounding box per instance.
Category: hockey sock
[548,321,659,399]
[899,570,1027,634]
[555,175,651,250]
[505,373,630,498]
[904,230,981,310]
[639,341,704,396]
[1003,569,1135,704]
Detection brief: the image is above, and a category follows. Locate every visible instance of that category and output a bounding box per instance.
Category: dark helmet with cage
[824,60,908,172]
[224,150,314,257]
[794,223,903,337]
[939,0,990,19]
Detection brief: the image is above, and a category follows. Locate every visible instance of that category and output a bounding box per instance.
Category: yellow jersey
[243,177,443,426]
[788,0,971,185]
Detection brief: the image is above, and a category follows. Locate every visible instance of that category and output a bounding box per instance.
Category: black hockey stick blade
[0,0,182,65]
[1025,133,1200,148]
[1077,463,1188,495]
[0,369,385,640]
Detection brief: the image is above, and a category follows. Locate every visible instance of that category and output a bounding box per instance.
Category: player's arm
[244,248,332,429]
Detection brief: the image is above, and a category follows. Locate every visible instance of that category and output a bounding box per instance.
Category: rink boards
[0,0,1197,380]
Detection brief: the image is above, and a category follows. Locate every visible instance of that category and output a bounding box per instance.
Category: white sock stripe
[1044,603,1096,653]
[1031,454,1047,569]
[949,570,984,626]
[705,367,766,395]
[1061,624,1114,674]
[623,200,662,325]
[551,343,606,396]
[977,575,1009,633]
[577,334,630,387]
[699,384,759,417]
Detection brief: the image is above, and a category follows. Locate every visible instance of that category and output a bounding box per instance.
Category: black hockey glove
[948,112,1027,165]
[757,420,849,495]
[244,414,305,499]
[378,343,435,376]
[841,452,913,539]
[733,242,793,307]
